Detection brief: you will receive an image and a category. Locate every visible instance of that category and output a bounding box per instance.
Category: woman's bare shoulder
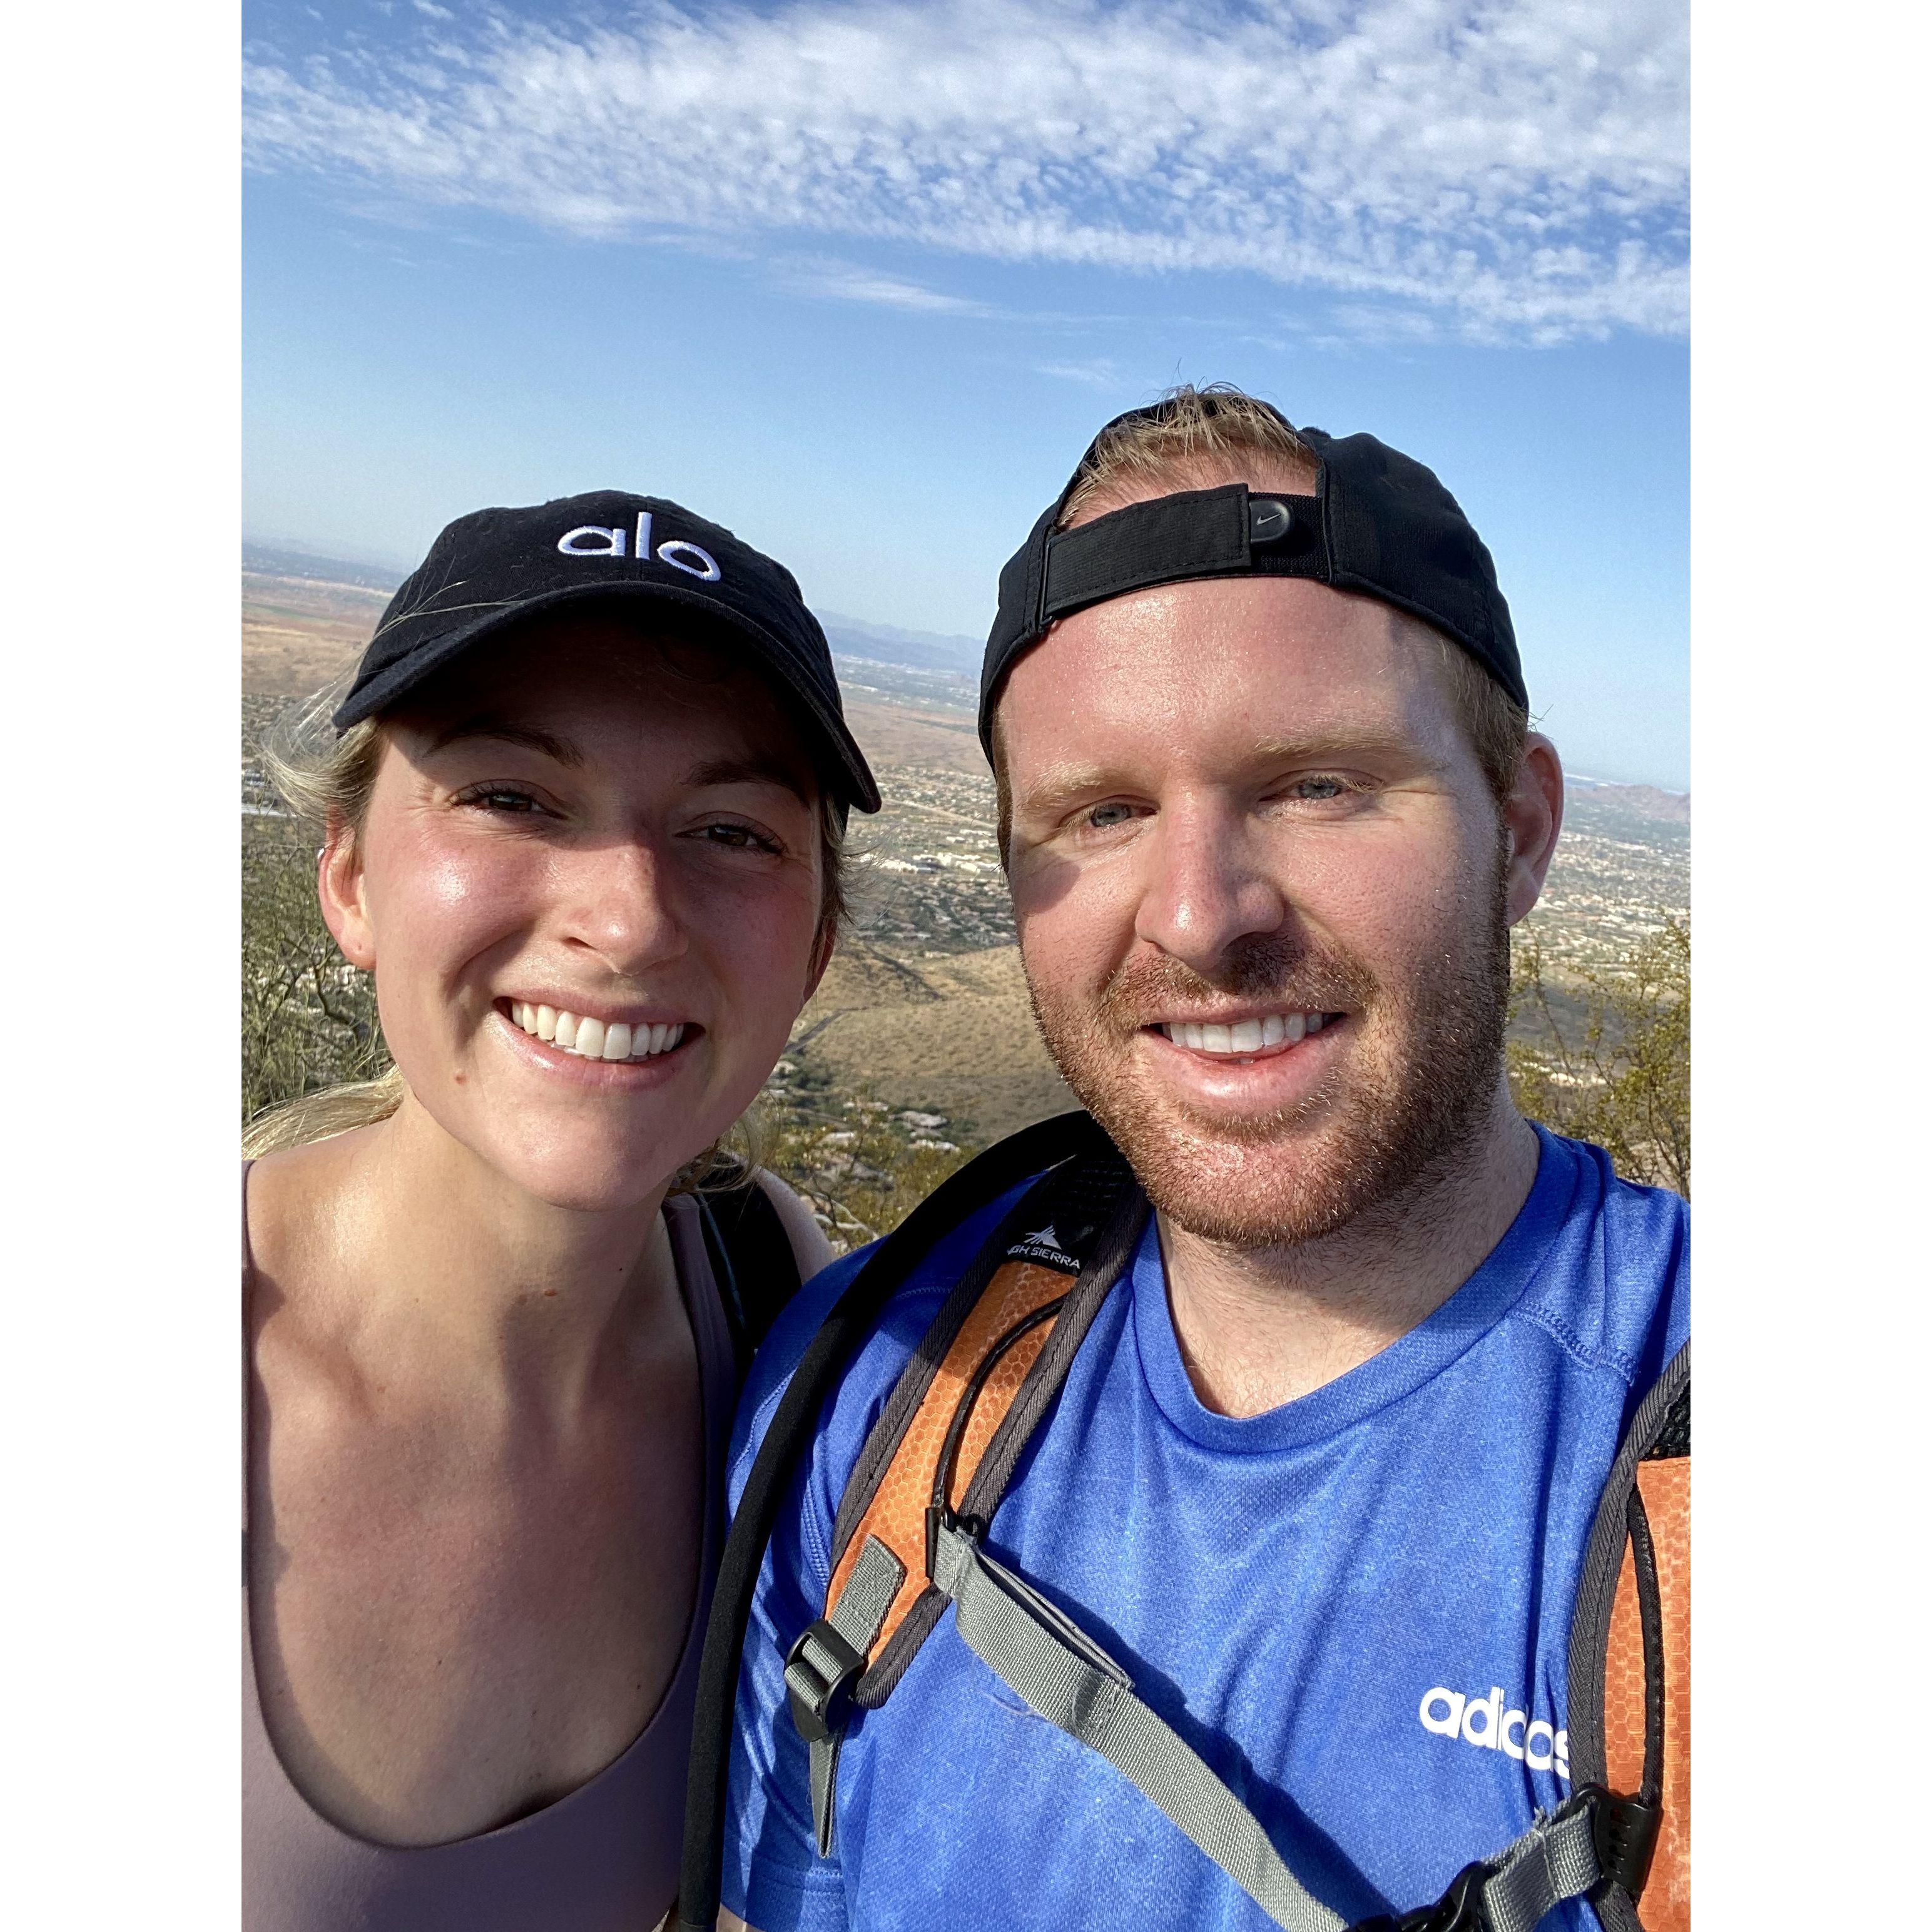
[243,1131,378,1318]
[751,1169,835,1282]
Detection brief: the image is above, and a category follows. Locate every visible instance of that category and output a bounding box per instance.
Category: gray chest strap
[920,1520,1604,1932]
[787,1536,906,1856]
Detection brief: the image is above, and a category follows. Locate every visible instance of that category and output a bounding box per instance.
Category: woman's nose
[557,839,690,975]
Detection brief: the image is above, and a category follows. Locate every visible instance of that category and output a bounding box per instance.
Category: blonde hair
[987,382,1529,854]
[242,672,402,1157]
[242,653,847,1170]
[1058,382,1321,526]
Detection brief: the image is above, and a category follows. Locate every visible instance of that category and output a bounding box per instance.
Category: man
[710,387,1687,1932]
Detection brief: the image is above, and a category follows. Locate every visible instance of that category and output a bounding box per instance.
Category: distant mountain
[819,614,982,678]
[243,542,404,594]
[1567,776,1690,824]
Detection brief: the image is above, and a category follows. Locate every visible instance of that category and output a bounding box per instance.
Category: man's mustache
[1092,936,1381,1030]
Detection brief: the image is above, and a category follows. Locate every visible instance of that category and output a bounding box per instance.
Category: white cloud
[243,0,1688,342]
[778,258,997,315]
[1036,357,1126,387]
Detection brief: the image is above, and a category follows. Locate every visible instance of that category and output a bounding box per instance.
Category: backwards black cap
[338,489,880,814]
[981,400,1524,755]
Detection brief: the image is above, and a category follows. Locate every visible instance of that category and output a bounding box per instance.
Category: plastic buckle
[1350,1860,1493,1932]
[783,1618,865,1745]
[1581,1784,1662,1899]
[923,1503,986,1580]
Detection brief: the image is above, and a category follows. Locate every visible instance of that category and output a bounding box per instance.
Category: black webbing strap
[674,1109,1114,1931]
[1036,482,1325,629]
[697,1176,804,1383]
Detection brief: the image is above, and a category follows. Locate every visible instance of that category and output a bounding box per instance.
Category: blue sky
[243,0,1689,786]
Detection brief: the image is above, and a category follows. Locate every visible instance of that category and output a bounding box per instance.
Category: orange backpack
[679,1112,1688,1932]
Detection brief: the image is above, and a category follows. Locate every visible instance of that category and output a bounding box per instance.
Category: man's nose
[558,837,690,975]
[1132,805,1290,970]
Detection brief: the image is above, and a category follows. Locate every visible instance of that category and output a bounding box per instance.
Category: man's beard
[1023,852,1514,1251]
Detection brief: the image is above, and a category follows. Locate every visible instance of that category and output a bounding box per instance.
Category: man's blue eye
[1088,803,1135,828]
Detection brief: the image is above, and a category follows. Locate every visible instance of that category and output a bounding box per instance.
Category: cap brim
[335,579,880,813]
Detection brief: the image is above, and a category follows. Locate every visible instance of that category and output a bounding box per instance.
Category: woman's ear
[317,818,377,970]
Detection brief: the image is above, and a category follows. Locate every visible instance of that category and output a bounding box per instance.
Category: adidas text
[1418,1685,1568,1779]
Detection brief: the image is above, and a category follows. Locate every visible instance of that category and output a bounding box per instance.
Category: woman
[242,491,878,1928]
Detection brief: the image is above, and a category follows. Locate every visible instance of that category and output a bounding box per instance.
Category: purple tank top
[243,1178,738,1931]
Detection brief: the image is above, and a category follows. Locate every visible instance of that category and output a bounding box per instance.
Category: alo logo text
[556,511,720,581]
[1418,1684,1568,1780]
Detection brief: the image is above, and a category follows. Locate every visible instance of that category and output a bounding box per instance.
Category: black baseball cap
[982,399,1525,753]
[337,489,880,814]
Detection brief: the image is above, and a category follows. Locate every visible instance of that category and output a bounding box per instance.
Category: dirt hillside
[791,942,1077,1141]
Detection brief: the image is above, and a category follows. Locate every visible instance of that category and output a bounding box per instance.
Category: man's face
[1000,574,1548,1249]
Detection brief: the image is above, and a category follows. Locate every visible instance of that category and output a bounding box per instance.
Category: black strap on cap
[1036,484,1326,628]
[980,400,1525,756]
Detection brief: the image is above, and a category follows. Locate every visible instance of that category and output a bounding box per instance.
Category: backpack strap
[783,1142,1147,1849]
[679,1109,1685,1932]
[696,1171,805,1381]
[675,1109,1122,1932]
[788,1236,1684,1932]
[1566,1341,1690,1932]
[930,1496,1609,1932]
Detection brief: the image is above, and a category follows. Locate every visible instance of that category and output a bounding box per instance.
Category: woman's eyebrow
[684,756,813,806]
[424,718,584,765]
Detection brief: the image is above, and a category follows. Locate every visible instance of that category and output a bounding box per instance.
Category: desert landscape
[242,547,1689,1238]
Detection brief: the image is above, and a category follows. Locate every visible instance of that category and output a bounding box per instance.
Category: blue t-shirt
[722,1127,1688,1931]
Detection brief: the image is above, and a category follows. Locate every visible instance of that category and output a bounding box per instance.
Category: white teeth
[1162,1012,1330,1055]
[509,1004,688,1061]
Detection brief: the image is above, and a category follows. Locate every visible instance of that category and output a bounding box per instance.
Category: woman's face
[320,613,833,1211]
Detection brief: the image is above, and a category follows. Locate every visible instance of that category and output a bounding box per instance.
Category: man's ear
[1502,733,1564,926]
[317,819,377,970]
